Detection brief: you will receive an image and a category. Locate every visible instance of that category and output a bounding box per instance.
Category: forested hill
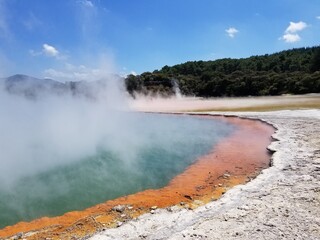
[125,46,320,97]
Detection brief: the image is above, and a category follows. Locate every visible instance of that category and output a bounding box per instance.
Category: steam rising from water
[0,75,130,186]
[0,75,236,227]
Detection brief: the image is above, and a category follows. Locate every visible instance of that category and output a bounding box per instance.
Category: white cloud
[30,44,67,60]
[280,21,307,43]
[44,64,97,81]
[285,21,307,33]
[42,44,59,57]
[317,16,320,20]
[79,0,94,8]
[43,60,115,82]
[281,33,301,43]
[225,27,239,38]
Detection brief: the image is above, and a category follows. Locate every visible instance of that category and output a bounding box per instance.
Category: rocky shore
[91,110,320,240]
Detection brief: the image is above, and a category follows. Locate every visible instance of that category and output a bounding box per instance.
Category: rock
[150,206,158,210]
[184,195,193,200]
[116,221,123,227]
[263,222,276,227]
[150,210,155,214]
[13,233,23,240]
[112,205,125,213]
[223,173,231,179]
[218,183,223,187]
[167,206,180,212]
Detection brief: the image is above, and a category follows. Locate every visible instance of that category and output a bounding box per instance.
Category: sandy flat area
[91,109,320,240]
[129,94,320,112]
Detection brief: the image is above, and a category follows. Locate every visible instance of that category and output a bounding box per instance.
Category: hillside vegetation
[125,46,320,97]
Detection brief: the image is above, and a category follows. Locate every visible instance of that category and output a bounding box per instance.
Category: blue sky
[0,0,319,81]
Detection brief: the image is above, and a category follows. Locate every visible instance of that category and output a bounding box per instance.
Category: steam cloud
[0,65,237,228]
[0,73,133,187]
[0,73,214,188]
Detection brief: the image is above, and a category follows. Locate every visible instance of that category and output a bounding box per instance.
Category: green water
[0,114,235,228]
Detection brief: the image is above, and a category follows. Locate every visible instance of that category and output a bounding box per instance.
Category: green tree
[310,48,320,72]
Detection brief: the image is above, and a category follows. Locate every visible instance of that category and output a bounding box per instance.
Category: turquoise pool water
[0,113,235,228]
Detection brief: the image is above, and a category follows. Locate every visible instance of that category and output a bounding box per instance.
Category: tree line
[125,46,320,97]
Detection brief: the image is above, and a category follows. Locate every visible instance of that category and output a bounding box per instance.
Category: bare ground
[129,94,320,112]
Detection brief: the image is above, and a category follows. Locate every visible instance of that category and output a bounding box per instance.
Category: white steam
[0,74,132,186]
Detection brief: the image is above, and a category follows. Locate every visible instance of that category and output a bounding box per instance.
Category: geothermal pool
[0,113,235,228]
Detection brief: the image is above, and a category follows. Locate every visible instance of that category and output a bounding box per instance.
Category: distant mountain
[1,74,123,99]
[3,74,67,98]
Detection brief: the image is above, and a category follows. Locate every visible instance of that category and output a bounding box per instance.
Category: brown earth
[0,115,274,240]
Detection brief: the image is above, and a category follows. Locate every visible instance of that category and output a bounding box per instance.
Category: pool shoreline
[89,110,319,240]
[0,114,275,240]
